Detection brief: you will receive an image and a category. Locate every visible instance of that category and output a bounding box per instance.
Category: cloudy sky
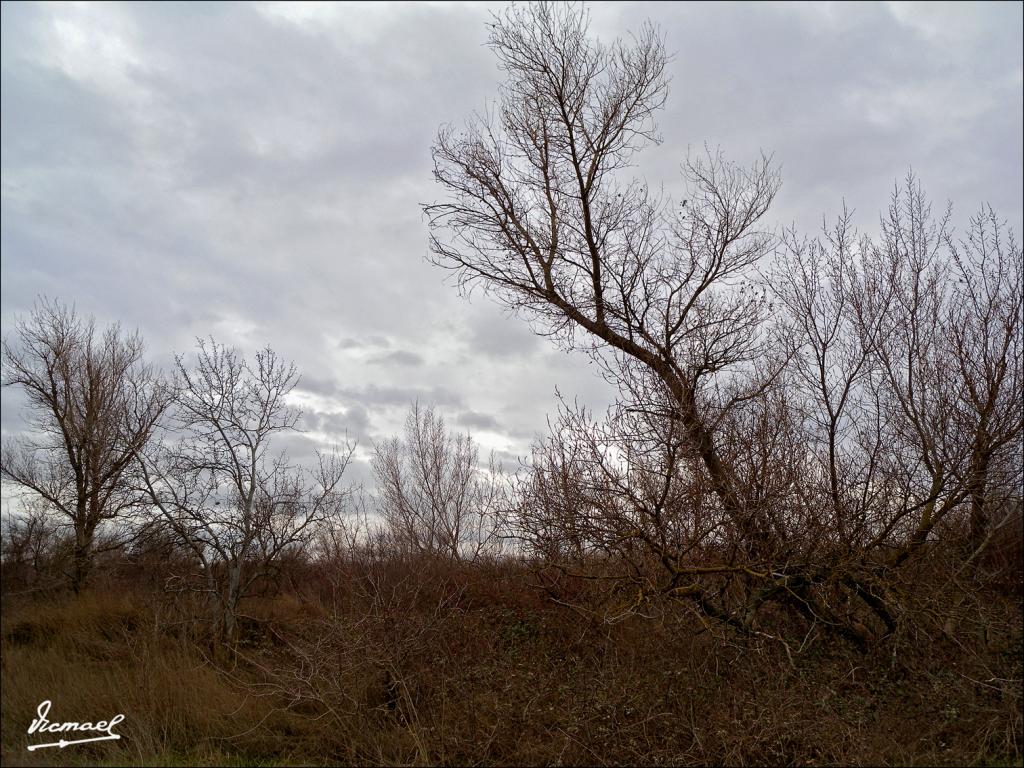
[2,1,1022,488]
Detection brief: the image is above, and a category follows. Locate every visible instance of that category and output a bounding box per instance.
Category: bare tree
[427,3,781,550]
[1,299,171,591]
[772,210,881,553]
[944,207,1023,554]
[846,178,968,563]
[425,4,795,630]
[312,485,378,568]
[373,402,502,562]
[517,386,872,643]
[139,339,353,643]
[843,178,1023,564]
[1,498,66,591]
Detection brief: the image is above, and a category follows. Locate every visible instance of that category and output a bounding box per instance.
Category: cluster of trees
[425,4,1022,646]
[3,4,1021,654]
[0,307,503,641]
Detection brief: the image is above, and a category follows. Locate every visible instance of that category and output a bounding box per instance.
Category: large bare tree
[426,4,791,626]
[1,300,171,591]
[427,3,781,546]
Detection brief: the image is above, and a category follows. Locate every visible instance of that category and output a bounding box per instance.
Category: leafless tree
[312,485,378,568]
[373,402,502,562]
[1,498,66,591]
[845,178,1023,564]
[944,206,1023,554]
[1,299,172,591]
[847,178,967,563]
[517,388,871,643]
[426,4,792,626]
[772,210,881,553]
[426,3,781,552]
[139,339,353,643]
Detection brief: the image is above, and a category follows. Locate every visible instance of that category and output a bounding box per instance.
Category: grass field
[2,555,1021,767]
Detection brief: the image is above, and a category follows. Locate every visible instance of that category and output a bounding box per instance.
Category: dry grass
[2,555,1021,767]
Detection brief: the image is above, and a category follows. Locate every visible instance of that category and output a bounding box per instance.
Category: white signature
[26,700,125,751]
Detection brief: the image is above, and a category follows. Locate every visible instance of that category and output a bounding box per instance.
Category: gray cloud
[456,410,502,433]
[295,374,343,399]
[2,1,1021,499]
[337,336,391,351]
[337,384,465,410]
[300,407,370,444]
[369,350,424,367]
[465,305,542,360]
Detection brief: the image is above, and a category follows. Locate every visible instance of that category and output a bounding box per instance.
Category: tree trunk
[967,450,991,554]
[222,560,243,645]
[71,524,94,594]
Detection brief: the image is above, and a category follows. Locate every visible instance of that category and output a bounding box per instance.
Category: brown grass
[2,554,1021,767]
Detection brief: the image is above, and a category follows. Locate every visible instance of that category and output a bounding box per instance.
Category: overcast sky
[2,1,1022,488]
